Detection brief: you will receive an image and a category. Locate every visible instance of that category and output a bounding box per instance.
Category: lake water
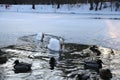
[0,12,120,80]
[0,12,120,50]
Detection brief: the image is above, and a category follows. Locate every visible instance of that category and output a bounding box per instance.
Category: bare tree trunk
[95,2,99,11]
[89,0,94,10]
[13,0,17,4]
[57,3,60,9]
[110,0,113,11]
[56,0,60,9]
[32,4,35,9]
[99,0,103,10]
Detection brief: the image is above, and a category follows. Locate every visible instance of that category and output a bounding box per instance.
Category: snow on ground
[0,3,120,14]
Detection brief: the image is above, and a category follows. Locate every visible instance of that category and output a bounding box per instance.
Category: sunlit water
[0,12,120,50]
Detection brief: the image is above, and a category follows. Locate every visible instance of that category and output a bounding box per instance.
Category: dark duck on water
[76,74,90,80]
[13,60,32,73]
[90,45,101,56]
[0,49,7,64]
[84,59,103,73]
[100,69,112,80]
[49,57,56,70]
[0,56,7,64]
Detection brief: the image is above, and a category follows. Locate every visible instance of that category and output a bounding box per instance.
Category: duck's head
[14,60,19,65]
[91,45,98,48]
[51,57,54,59]
[96,59,103,68]
[96,59,103,64]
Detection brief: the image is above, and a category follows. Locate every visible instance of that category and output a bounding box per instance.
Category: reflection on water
[106,20,119,39]
[102,20,120,50]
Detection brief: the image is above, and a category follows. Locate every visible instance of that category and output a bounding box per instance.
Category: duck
[0,56,7,64]
[76,74,89,80]
[48,38,61,51]
[49,57,56,70]
[84,59,103,73]
[13,60,32,73]
[0,50,7,64]
[90,45,101,56]
[99,69,112,80]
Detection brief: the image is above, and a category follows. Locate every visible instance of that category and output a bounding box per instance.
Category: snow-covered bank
[0,4,120,15]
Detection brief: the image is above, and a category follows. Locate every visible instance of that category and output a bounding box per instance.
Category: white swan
[36,32,44,42]
[48,38,61,51]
